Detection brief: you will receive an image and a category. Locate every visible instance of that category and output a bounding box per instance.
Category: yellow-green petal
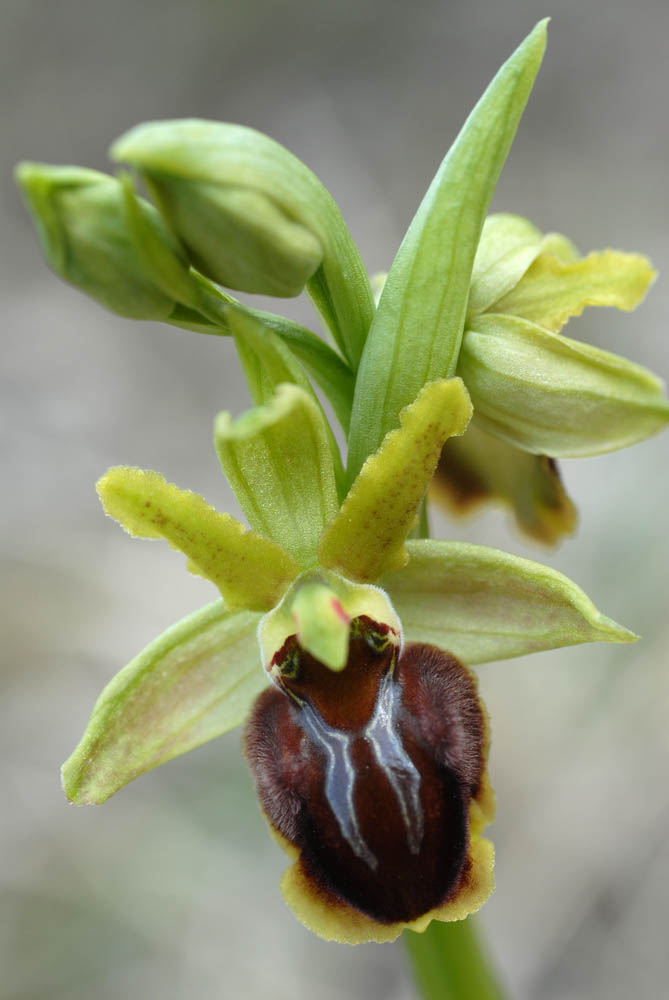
[214,384,339,569]
[319,379,472,582]
[467,212,544,317]
[381,539,636,664]
[432,421,577,546]
[97,467,298,610]
[494,249,656,332]
[346,20,548,482]
[62,602,264,804]
[459,313,669,457]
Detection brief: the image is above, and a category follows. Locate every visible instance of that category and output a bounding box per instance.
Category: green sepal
[15,162,188,321]
[459,313,669,456]
[111,119,374,367]
[493,249,656,332]
[467,212,544,317]
[223,306,346,495]
[119,171,203,309]
[62,602,265,804]
[346,20,548,482]
[319,378,472,582]
[381,539,636,664]
[258,569,402,673]
[214,384,339,569]
[97,467,298,610]
[432,421,577,546]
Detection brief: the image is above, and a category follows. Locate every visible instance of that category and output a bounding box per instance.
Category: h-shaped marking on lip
[294,671,424,871]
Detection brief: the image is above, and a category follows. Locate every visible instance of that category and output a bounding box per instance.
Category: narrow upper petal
[319,379,472,582]
[97,466,298,610]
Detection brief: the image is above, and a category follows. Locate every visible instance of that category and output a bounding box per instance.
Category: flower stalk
[405,918,508,1000]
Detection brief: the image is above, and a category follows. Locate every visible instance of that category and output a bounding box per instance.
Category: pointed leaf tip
[347,19,548,479]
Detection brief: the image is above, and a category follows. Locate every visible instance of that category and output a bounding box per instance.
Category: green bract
[346,19,548,482]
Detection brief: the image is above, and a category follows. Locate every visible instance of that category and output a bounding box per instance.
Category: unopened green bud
[111,120,325,298]
[459,313,669,457]
[15,162,192,321]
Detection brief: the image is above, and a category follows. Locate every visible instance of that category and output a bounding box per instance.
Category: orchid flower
[60,373,633,943]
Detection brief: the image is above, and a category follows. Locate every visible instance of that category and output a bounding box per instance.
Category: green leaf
[214,384,339,569]
[111,119,374,367]
[432,421,577,546]
[319,379,472,582]
[459,313,669,457]
[494,249,656,332]
[97,467,298,610]
[222,307,346,496]
[346,20,548,482]
[62,602,264,804]
[381,538,636,664]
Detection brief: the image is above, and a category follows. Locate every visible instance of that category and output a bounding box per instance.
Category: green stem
[404,918,507,1000]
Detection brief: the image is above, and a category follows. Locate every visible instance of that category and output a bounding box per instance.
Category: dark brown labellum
[244,618,486,925]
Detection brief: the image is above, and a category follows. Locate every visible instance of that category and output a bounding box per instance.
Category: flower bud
[111,120,325,298]
[458,313,669,457]
[15,163,191,321]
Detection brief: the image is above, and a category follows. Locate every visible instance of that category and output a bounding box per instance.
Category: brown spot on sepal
[244,636,488,925]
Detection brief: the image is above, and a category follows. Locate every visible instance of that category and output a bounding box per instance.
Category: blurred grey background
[2,1,668,998]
